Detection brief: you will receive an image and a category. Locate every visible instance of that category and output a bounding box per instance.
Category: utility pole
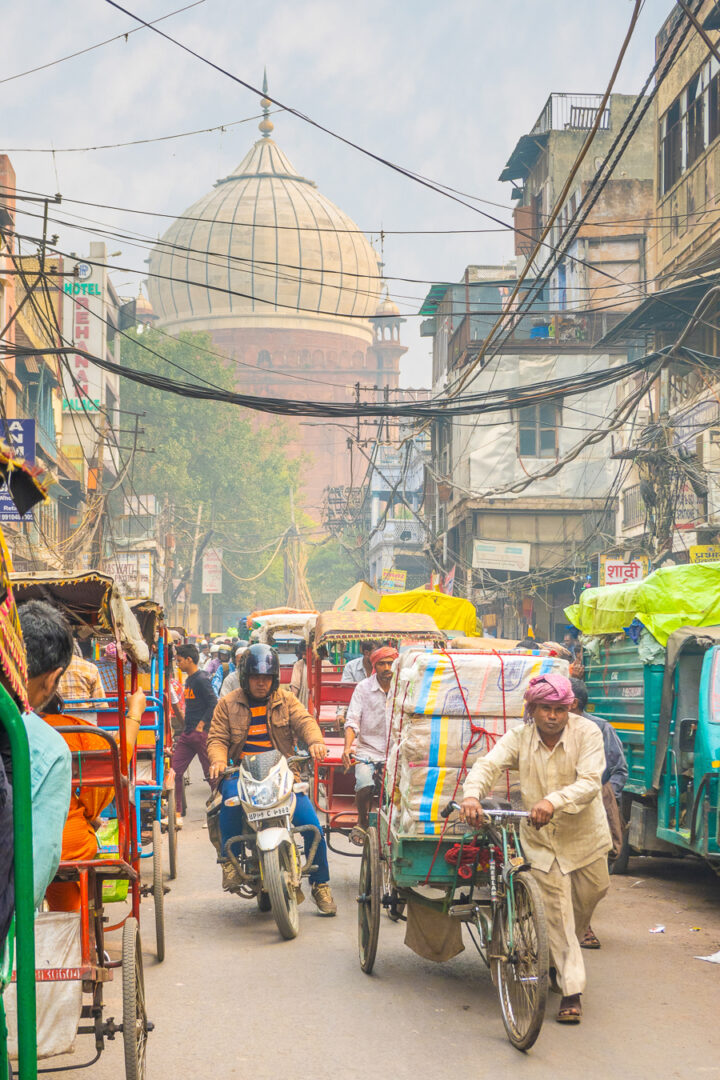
[183,502,203,629]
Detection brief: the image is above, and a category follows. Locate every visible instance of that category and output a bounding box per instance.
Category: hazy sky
[3,0,674,386]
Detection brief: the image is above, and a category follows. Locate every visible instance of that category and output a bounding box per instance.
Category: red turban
[370,646,398,668]
[524,673,574,706]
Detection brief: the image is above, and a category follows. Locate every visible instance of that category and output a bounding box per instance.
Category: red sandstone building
[148,91,406,515]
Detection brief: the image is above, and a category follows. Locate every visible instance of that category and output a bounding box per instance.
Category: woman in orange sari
[43,689,145,911]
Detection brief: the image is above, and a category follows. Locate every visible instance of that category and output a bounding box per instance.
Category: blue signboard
[0,419,36,522]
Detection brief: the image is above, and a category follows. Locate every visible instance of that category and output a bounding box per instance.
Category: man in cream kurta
[462,673,611,1023]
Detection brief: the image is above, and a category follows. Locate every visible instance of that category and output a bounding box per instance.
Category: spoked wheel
[357,826,380,973]
[491,871,548,1051]
[166,788,178,881]
[256,890,272,912]
[262,843,299,940]
[381,853,405,921]
[122,917,148,1080]
[152,820,165,962]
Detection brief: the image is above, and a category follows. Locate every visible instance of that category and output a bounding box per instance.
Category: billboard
[0,419,35,522]
[598,555,649,586]
[202,547,223,594]
[380,568,407,594]
[62,261,105,413]
[472,539,531,573]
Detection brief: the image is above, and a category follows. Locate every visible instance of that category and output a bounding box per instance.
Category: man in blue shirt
[18,601,74,908]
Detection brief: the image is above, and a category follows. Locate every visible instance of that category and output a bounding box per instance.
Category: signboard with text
[202,547,223,594]
[599,555,649,587]
[104,550,152,598]
[689,544,720,565]
[62,262,105,413]
[472,538,531,573]
[380,568,407,594]
[0,420,35,522]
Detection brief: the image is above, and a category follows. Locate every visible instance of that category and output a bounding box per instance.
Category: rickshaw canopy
[10,571,150,666]
[130,598,164,651]
[313,611,446,654]
[378,588,478,637]
[256,613,317,643]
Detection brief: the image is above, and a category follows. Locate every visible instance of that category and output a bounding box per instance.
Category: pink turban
[371,646,399,668]
[524,673,574,706]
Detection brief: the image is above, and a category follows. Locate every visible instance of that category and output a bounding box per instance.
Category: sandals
[557,995,582,1024]
[580,927,601,949]
[349,825,367,847]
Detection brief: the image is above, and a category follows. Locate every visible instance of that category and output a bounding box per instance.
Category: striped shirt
[242,704,274,756]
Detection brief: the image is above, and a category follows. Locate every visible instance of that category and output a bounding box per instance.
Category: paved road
[60,763,720,1080]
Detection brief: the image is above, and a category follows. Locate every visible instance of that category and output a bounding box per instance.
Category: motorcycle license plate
[246,808,286,822]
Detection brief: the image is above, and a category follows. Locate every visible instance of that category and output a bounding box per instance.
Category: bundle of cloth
[386,649,570,836]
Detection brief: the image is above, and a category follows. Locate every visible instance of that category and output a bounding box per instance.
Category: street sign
[689,544,720,564]
[472,538,530,573]
[380,568,407,594]
[202,547,223,594]
[0,419,35,522]
[599,555,649,586]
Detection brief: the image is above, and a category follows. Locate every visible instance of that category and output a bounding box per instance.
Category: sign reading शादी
[598,555,649,586]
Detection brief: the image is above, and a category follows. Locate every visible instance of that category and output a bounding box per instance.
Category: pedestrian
[171,644,216,818]
[461,672,611,1025]
[218,645,246,699]
[211,646,234,696]
[570,676,628,948]
[289,641,308,706]
[204,643,221,677]
[196,639,211,671]
[342,646,397,845]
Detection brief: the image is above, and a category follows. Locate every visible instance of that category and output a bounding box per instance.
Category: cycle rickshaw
[308,612,446,853]
[9,572,156,1077]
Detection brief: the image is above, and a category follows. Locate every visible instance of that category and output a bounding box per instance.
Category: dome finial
[259,67,274,138]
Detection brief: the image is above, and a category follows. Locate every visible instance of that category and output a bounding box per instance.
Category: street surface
[64,762,720,1080]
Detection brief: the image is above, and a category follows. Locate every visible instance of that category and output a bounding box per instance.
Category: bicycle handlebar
[441,800,530,822]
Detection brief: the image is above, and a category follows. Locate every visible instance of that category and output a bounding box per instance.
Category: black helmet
[241,643,280,697]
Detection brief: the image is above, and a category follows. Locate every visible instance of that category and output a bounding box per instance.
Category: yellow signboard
[689,544,720,564]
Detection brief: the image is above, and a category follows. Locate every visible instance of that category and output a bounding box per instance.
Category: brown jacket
[207,686,324,770]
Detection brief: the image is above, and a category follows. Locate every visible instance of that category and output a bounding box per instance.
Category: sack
[5,912,82,1059]
[96,819,129,903]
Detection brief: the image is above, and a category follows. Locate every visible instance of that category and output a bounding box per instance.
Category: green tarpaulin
[565,563,720,646]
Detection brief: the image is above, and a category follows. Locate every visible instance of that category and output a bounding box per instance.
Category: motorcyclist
[208,643,337,916]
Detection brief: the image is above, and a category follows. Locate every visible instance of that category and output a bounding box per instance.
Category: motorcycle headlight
[242,774,282,807]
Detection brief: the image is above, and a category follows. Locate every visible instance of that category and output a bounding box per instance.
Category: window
[517,403,559,458]
[660,99,682,195]
[686,75,706,168]
[659,59,720,195]
[257,349,271,367]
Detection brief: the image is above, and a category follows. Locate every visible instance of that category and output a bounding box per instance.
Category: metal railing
[448,309,624,369]
[531,93,611,135]
[623,483,646,529]
[369,519,425,547]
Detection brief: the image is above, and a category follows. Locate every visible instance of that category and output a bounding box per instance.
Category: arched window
[258,349,271,367]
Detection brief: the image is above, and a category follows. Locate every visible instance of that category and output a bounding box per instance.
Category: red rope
[421,650,503,885]
[383,682,410,853]
[493,648,511,800]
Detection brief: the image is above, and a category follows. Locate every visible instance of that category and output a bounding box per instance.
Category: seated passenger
[341,641,378,684]
[42,688,145,912]
[17,600,74,909]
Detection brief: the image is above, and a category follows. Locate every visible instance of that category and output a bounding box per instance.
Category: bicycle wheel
[491,871,548,1051]
[166,788,178,881]
[152,820,165,963]
[122,917,148,1080]
[357,826,380,973]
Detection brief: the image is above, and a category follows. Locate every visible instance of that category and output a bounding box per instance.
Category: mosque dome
[375,294,400,317]
[148,101,382,343]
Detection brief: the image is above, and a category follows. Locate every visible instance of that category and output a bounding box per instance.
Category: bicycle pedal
[448,904,479,921]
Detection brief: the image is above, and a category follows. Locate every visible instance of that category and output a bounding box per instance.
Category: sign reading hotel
[472,539,531,573]
[380,568,407,594]
[62,261,105,413]
[599,555,649,586]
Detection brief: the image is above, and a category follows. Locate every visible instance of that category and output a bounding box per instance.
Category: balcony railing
[448,309,624,369]
[369,518,425,548]
[531,93,610,136]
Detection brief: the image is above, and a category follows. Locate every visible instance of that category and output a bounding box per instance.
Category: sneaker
[311,883,337,916]
[221,861,242,893]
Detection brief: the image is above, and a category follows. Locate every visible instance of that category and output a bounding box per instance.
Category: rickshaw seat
[319,684,355,706]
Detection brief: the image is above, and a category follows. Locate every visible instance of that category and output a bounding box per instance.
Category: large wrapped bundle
[390,649,568,720]
[386,649,568,837]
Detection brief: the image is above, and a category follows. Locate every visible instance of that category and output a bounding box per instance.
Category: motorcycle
[222,750,321,940]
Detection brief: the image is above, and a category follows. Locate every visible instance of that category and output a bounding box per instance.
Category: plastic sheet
[378,589,478,636]
[565,564,720,647]
[6,912,82,1059]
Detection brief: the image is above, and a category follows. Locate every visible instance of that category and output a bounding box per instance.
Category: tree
[118,327,299,619]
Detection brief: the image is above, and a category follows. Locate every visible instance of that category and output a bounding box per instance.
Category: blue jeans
[219,775,330,885]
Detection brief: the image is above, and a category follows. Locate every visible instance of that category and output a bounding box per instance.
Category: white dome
[148,135,382,340]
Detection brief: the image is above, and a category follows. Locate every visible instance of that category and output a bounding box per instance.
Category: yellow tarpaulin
[378,588,478,636]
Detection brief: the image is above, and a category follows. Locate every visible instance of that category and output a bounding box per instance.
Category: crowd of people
[4,613,628,1027]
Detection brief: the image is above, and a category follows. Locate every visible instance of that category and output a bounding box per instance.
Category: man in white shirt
[342,646,397,845]
[461,673,611,1026]
[341,641,379,684]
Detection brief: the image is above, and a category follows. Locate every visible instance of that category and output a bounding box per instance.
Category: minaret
[368,289,407,391]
